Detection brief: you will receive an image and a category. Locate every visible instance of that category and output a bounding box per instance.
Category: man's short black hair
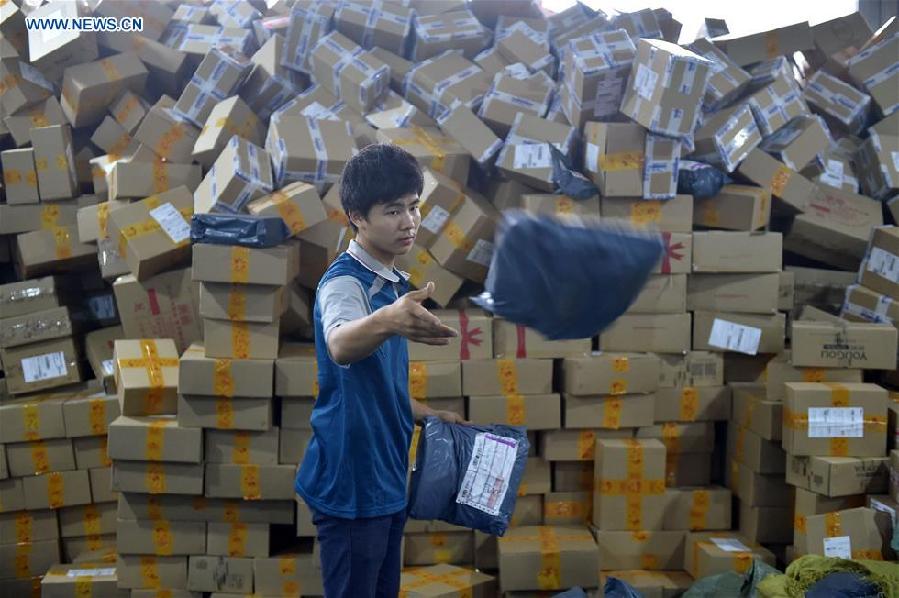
[340,143,424,230]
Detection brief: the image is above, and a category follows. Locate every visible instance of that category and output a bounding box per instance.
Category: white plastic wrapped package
[408,416,529,537]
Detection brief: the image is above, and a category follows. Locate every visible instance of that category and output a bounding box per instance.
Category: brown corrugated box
[693,311,786,355]
[739,501,793,545]
[786,454,890,497]
[595,530,685,571]
[4,97,67,147]
[173,49,251,128]
[116,554,187,590]
[280,427,313,464]
[77,199,130,244]
[563,353,660,396]
[111,460,203,495]
[117,493,293,525]
[600,314,692,354]
[178,394,272,431]
[479,69,554,137]
[59,53,147,128]
[540,429,633,462]
[113,268,202,353]
[764,352,861,401]
[254,552,324,596]
[0,539,58,583]
[246,182,328,239]
[694,185,770,231]
[0,393,69,442]
[1,148,40,204]
[192,242,298,286]
[685,532,776,579]
[654,352,724,388]
[626,274,687,314]
[601,196,694,235]
[108,415,202,463]
[397,563,494,598]
[6,438,75,477]
[107,158,201,202]
[206,522,269,558]
[728,424,785,474]
[804,70,871,134]
[495,114,576,192]
[788,266,857,309]
[274,343,317,397]
[1,336,83,395]
[759,115,831,172]
[0,305,76,349]
[410,9,489,62]
[467,394,560,430]
[82,329,121,394]
[860,227,899,300]
[497,526,598,592]
[205,428,278,465]
[116,518,206,555]
[202,318,280,360]
[16,226,98,278]
[728,459,793,507]
[841,283,899,331]
[0,478,25,512]
[663,487,731,531]
[114,339,179,416]
[652,233,692,274]
[199,282,286,324]
[22,469,92,509]
[178,343,274,398]
[0,509,59,542]
[802,507,883,559]
[594,439,668,531]
[309,31,390,113]
[265,115,357,190]
[583,123,644,197]
[58,502,116,538]
[403,531,473,567]
[542,491,592,527]
[564,393,656,430]
[691,232,781,273]
[192,96,264,168]
[204,463,295,500]
[29,124,78,201]
[72,436,111,470]
[493,319,591,359]
[687,273,781,314]
[689,38,749,109]
[691,104,761,173]
[737,148,817,214]
[461,358,551,396]
[395,245,464,308]
[654,386,731,423]
[408,310,493,362]
[790,320,897,369]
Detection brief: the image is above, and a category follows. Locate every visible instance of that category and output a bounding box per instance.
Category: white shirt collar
[347,239,410,283]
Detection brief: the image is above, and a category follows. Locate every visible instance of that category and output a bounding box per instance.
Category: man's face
[351,193,421,256]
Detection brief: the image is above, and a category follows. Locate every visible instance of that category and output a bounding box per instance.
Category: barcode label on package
[22,351,68,383]
[823,536,851,559]
[708,319,761,355]
[149,203,191,244]
[710,537,751,552]
[634,64,659,101]
[808,407,864,438]
[66,568,116,578]
[467,239,494,267]
[513,143,551,170]
[456,433,519,516]
[867,247,899,283]
[585,142,600,173]
[421,205,451,234]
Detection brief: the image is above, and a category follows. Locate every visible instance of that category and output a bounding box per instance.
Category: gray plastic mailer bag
[408,416,529,537]
[190,214,291,248]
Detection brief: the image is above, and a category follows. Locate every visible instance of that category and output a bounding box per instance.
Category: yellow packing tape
[409,362,428,400]
[577,430,595,459]
[31,440,50,474]
[802,368,826,382]
[147,496,163,521]
[40,205,60,229]
[146,462,167,494]
[602,397,622,429]
[680,387,699,422]
[16,511,33,543]
[228,522,248,556]
[152,519,173,556]
[214,358,234,398]
[115,95,140,125]
[241,464,261,500]
[770,164,792,197]
[498,359,526,425]
[53,226,73,259]
[216,397,234,429]
[600,151,643,172]
[630,201,662,226]
[23,403,40,440]
[140,556,161,589]
[232,431,251,464]
[231,246,250,283]
[145,420,167,461]
[272,191,307,235]
[89,397,107,435]
[47,471,65,508]
[597,439,665,530]
[231,322,251,359]
[223,501,241,524]
[156,124,185,157]
[443,221,473,253]
[227,289,246,321]
[152,160,169,193]
[15,541,31,578]
[117,339,178,414]
[99,58,122,81]
[689,489,710,530]
[536,527,562,590]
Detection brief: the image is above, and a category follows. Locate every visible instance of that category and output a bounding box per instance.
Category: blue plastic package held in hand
[472,211,663,340]
[190,214,291,248]
[407,416,529,537]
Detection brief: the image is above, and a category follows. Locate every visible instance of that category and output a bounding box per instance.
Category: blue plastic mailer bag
[190,214,291,248]
[473,211,663,340]
[408,416,529,537]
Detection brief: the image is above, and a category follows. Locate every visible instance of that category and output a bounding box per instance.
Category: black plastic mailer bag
[472,211,663,340]
[190,214,291,248]
[408,416,529,537]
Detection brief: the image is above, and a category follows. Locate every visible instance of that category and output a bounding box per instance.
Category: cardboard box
[563,354,660,396]
[787,454,890,497]
[625,274,687,314]
[199,283,285,324]
[117,493,293,525]
[621,39,712,139]
[804,70,871,134]
[564,393,655,430]
[179,344,274,399]
[58,502,116,538]
[654,386,731,423]
[72,436,112,470]
[642,134,681,200]
[437,104,504,168]
[729,459,793,506]
[246,182,327,240]
[403,531,473,567]
[192,96,265,168]
[856,133,899,201]
[478,69,554,137]
[540,429,634,462]
[552,461,593,493]
[116,555,187,590]
[0,305,76,349]
[0,444,7,480]
[559,29,635,126]
[108,416,202,463]
[694,185,770,231]
[22,469,91,509]
[600,314,692,354]
[692,232,781,273]
[687,273,781,314]
[280,427,313,464]
[802,507,883,559]
[40,562,120,597]
[108,90,150,135]
[693,311,786,355]
[267,115,358,189]
[784,382,888,458]
[0,478,26,513]
[1,337,83,395]
[411,10,489,62]
[29,125,78,201]
[786,184,885,270]
[684,532,775,579]
[759,114,831,172]
[108,158,201,202]
[0,393,69,442]
[192,242,298,286]
[0,538,58,581]
[654,352,724,388]
[6,438,75,477]
[739,502,793,544]
[652,233,692,274]
[15,227,97,278]
[495,114,577,192]
[334,0,413,55]
[737,148,816,214]
[467,394,560,430]
[462,359,551,396]
[202,318,280,360]
[1,148,40,204]
[497,526,598,592]
[173,49,251,127]
[76,199,129,244]
[689,38,749,109]
[186,555,254,593]
[542,491,592,527]
[398,563,494,598]
[178,394,272,431]
[309,31,389,113]
[113,268,201,353]
[408,310,493,362]
[412,169,470,250]
[601,196,693,235]
[204,463,295,500]
[728,423,785,474]
[764,353,861,401]
[594,439,667,530]
[0,276,65,320]
[860,227,899,300]
[116,518,206,555]
[583,123,644,197]
[691,104,761,173]
[59,52,147,128]
[195,135,274,213]
[493,319,590,360]
[206,523,268,558]
[393,245,464,308]
[663,487,731,531]
[789,266,857,308]
[594,530,685,571]
[790,321,898,369]
[252,552,324,595]
[4,96,67,148]
[600,570,692,598]
[274,343,318,398]
[114,339,179,417]
[205,428,278,465]
[83,328,122,394]
[0,509,59,543]
[111,458,203,495]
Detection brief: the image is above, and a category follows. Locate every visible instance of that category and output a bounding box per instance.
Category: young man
[296,144,467,597]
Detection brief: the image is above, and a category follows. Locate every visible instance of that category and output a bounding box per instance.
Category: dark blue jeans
[312,508,406,598]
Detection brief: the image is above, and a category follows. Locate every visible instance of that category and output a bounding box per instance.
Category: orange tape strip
[536,527,562,590]
[53,226,73,259]
[231,322,251,359]
[241,464,261,500]
[147,496,163,521]
[577,430,595,459]
[602,397,622,429]
[16,511,32,543]
[223,501,241,523]
[598,440,665,530]
[146,420,167,461]
[770,164,792,196]
[689,490,710,530]
[680,387,699,421]
[232,431,251,464]
[231,246,250,283]
[498,360,526,425]
[89,397,107,435]
[152,519,173,555]
[15,541,31,578]
[272,192,307,235]
[216,397,234,429]
[409,362,428,400]
[228,522,248,556]
[47,472,64,508]
[214,358,234,398]
[117,340,178,414]
[600,151,643,172]
[802,368,826,382]
[23,404,40,440]
[227,289,246,321]
[31,441,50,474]
[146,462,167,494]
[140,556,161,589]
[280,557,298,594]
[631,201,662,225]
[40,205,59,229]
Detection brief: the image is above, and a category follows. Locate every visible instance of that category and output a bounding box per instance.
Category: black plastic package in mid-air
[190,214,291,248]
[677,160,730,199]
[407,416,529,537]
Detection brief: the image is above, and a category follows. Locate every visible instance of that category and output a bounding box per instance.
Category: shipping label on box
[860,227,899,300]
[693,311,786,355]
[1,337,83,395]
[803,507,883,559]
[655,352,724,388]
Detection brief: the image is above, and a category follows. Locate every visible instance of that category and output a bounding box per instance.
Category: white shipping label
[708,319,762,355]
[149,203,191,244]
[823,536,852,559]
[710,537,752,552]
[807,407,864,438]
[66,568,116,578]
[867,247,899,283]
[634,64,659,102]
[467,239,494,267]
[102,359,115,376]
[21,351,68,383]
[420,205,451,234]
[513,143,552,170]
[585,142,600,173]
[826,159,845,181]
[456,432,519,516]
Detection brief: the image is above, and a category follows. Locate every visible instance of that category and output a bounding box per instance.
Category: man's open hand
[385,282,458,345]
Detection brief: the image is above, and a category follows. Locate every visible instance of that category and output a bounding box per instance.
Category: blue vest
[295,252,413,519]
